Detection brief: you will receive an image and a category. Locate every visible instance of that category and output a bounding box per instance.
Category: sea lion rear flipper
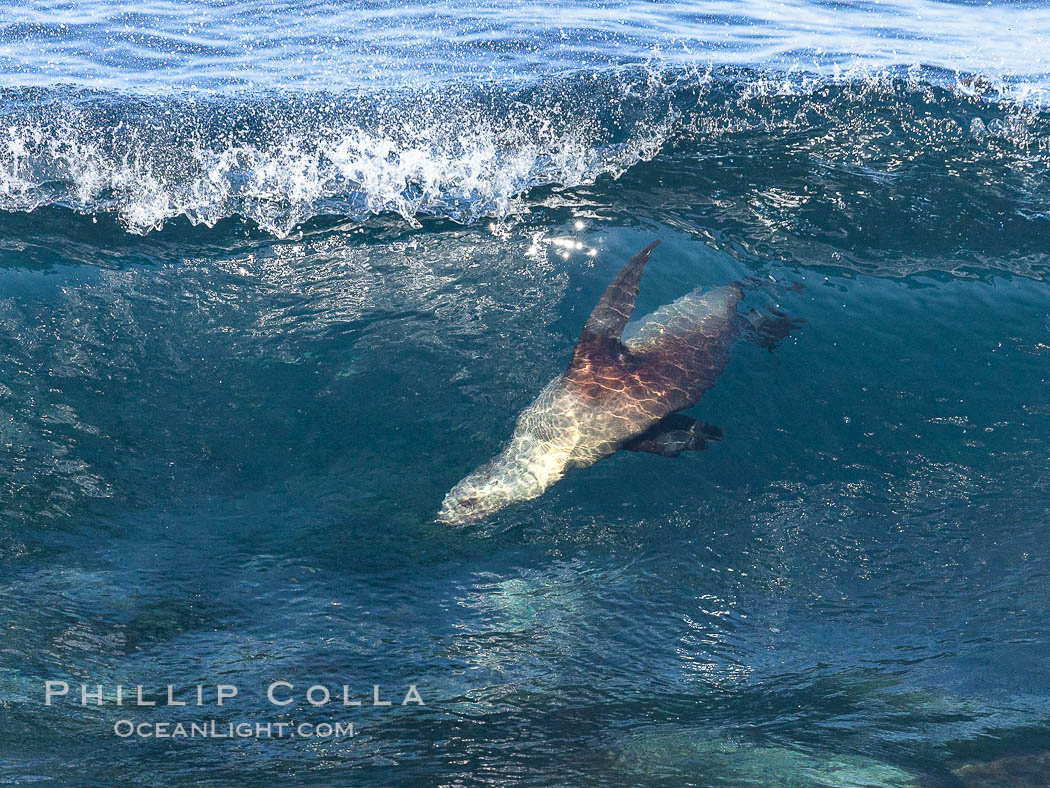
[622,414,723,457]
[579,241,660,342]
[745,308,805,351]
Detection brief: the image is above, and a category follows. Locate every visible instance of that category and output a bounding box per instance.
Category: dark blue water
[2,2,1050,786]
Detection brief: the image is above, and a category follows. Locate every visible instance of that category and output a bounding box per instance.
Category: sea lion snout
[436,464,519,525]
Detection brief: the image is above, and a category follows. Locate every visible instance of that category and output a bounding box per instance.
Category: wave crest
[2,66,1049,244]
[0,73,681,236]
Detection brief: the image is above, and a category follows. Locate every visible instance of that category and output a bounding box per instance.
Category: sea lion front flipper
[622,414,723,457]
[579,241,660,342]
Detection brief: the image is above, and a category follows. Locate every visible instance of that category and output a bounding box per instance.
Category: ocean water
[2,1,1050,785]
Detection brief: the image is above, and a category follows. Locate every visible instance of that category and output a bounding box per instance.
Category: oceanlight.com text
[112,719,357,739]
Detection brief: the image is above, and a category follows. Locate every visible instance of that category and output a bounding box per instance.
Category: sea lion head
[436,457,536,525]
[437,381,581,525]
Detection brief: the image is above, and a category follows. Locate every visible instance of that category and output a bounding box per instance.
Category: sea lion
[437,241,799,525]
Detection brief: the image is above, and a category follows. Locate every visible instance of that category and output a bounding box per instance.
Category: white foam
[0,75,680,236]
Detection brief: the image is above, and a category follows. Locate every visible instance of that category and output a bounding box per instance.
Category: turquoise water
[3,2,1050,786]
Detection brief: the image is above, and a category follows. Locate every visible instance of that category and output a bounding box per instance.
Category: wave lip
[0,73,682,236]
[2,65,1050,244]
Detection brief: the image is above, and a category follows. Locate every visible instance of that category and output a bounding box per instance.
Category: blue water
[2,2,1050,786]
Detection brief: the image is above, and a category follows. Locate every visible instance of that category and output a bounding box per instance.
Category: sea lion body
[438,242,789,525]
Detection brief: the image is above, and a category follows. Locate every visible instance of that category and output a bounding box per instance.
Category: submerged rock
[610,730,919,786]
[951,751,1050,788]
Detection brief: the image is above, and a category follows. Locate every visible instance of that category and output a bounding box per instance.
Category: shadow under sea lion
[437,241,802,525]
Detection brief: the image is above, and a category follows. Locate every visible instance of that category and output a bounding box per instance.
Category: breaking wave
[0,70,682,236]
[1,65,1049,260]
